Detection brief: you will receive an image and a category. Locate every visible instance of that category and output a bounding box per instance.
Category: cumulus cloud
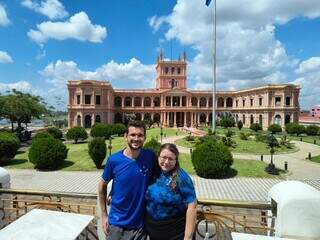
[0,51,13,63]
[0,81,33,93]
[149,0,320,108]
[41,58,155,89]
[21,0,68,20]
[0,5,10,26]
[293,57,320,108]
[28,11,107,44]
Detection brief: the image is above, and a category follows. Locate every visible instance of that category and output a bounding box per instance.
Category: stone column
[184,112,187,127]
[170,96,173,107]
[191,112,194,126]
[151,97,154,108]
[121,97,124,108]
[132,97,134,107]
[142,97,144,107]
[142,113,145,120]
[206,113,209,123]
[206,98,209,108]
[173,112,177,127]
[160,112,163,124]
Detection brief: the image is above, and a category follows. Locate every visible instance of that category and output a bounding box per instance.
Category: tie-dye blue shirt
[145,168,196,220]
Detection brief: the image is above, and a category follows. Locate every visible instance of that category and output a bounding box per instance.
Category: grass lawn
[310,155,320,163]
[4,128,186,171]
[286,135,320,146]
[175,136,297,155]
[179,154,286,178]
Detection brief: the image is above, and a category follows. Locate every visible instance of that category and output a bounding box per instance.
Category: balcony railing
[0,189,274,239]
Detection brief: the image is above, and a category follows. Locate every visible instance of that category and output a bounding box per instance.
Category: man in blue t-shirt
[98,120,156,240]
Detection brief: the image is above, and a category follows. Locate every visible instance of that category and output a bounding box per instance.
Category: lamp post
[160,124,163,144]
[108,137,113,156]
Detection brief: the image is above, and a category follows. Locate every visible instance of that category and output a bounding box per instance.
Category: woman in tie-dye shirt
[145,143,197,240]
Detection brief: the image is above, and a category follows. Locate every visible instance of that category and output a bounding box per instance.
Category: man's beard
[127,141,143,150]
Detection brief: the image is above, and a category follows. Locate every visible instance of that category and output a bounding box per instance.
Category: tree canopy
[0,89,48,131]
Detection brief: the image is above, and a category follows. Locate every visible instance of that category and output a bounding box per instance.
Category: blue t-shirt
[145,168,196,221]
[102,149,156,229]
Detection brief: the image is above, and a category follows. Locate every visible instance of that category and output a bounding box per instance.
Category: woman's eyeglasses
[159,156,176,163]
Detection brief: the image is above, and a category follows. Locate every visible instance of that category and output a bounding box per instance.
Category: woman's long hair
[157,143,180,191]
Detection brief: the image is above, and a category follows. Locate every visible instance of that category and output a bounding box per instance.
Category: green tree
[220,115,235,128]
[268,124,282,134]
[266,134,279,174]
[0,90,47,132]
[237,120,243,130]
[66,127,88,144]
[250,123,262,132]
[144,138,161,155]
[88,137,106,169]
[305,125,320,136]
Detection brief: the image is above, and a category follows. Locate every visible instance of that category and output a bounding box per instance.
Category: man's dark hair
[126,120,146,135]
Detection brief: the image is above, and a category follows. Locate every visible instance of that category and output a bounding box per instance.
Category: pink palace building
[67,52,300,130]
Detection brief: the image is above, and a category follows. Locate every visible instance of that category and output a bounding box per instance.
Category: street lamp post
[160,124,163,144]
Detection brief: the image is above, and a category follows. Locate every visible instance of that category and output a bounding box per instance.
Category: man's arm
[98,179,109,235]
[184,201,197,240]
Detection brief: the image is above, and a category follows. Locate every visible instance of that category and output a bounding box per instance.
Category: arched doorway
[135,113,142,121]
[154,113,160,123]
[124,97,132,107]
[274,115,282,125]
[77,115,81,126]
[114,113,123,123]
[95,115,101,123]
[285,114,290,125]
[114,96,122,107]
[200,113,206,124]
[85,115,92,128]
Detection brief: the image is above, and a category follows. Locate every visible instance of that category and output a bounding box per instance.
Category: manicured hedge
[0,132,20,163]
[66,126,88,143]
[268,124,282,134]
[88,137,106,169]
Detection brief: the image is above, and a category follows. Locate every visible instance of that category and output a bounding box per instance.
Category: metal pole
[211,0,217,132]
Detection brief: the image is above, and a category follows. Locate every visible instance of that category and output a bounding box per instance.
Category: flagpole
[211,0,217,132]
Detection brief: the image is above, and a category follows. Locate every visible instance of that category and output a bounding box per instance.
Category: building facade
[68,52,300,129]
[310,105,320,118]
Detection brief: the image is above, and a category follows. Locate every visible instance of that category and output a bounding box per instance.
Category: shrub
[305,125,320,136]
[66,126,88,144]
[91,123,109,138]
[28,137,68,170]
[255,133,267,142]
[0,132,20,163]
[88,137,106,169]
[285,123,305,136]
[220,116,235,128]
[266,134,279,149]
[186,135,195,142]
[225,129,234,138]
[192,140,233,178]
[268,124,282,134]
[221,137,236,148]
[239,132,249,140]
[113,123,126,136]
[198,135,220,145]
[33,131,53,141]
[143,138,161,155]
[250,123,262,132]
[237,120,243,131]
[46,127,63,139]
[279,135,292,148]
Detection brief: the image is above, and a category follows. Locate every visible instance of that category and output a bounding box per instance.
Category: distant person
[98,120,156,240]
[145,143,197,240]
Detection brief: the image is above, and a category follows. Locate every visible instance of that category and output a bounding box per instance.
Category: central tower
[155,50,187,90]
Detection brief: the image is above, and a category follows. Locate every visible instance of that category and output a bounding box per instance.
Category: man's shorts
[106,225,147,240]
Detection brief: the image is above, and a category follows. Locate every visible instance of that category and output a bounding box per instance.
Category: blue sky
[0,0,320,111]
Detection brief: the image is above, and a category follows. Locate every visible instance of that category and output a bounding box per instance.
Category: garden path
[166,135,320,180]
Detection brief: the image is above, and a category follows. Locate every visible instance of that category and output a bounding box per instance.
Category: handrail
[197,198,272,210]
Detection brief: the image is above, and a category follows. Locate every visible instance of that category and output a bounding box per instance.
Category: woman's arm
[184,201,197,240]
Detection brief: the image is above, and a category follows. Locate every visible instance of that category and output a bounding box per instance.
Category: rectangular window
[85,95,91,104]
[76,95,80,104]
[275,97,281,106]
[182,96,186,106]
[286,97,291,106]
[236,100,238,107]
[96,95,101,105]
[250,99,253,107]
[259,98,262,106]
[243,115,246,124]
[177,67,181,74]
[243,99,245,107]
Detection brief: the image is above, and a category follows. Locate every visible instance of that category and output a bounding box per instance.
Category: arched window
[77,115,81,126]
[134,97,141,107]
[226,97,233,108]
[218,97,224,107]
[154,97,160,107]
[200,97,207,108]
[285,114,291,124]
[85,115,92,128]
[274,115,282,125]
[124,97,132,107]
[191,97,197,107]
[144,97,151,107]
[114,96,122,107]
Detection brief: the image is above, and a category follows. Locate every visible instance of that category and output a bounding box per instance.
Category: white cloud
[28,12,107,44]
[0,81,33,93]
[41,58,155,89]
[148,15,167,32]
[21,0,68,20]
[293,57,320,108]
[0,5,10,26]
[149,0,320,108]
[295,57,320,74]
[0,51,13,63]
